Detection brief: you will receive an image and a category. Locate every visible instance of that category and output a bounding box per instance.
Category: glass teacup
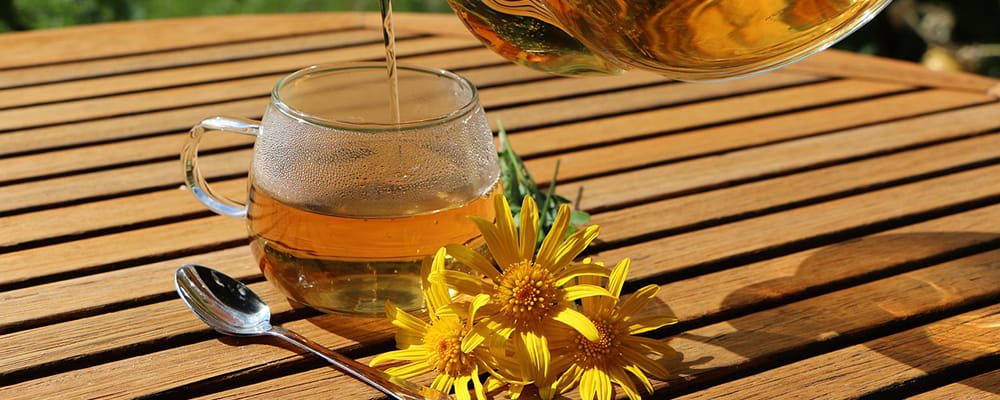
[182,63,500,316]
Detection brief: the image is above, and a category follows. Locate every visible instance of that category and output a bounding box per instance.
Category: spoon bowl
[174,264,450,400]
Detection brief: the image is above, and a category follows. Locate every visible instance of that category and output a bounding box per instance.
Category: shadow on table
[667,232,1000,395]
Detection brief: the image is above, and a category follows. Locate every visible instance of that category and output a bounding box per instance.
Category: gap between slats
[4,205,999,395]
[106,223,1000,399]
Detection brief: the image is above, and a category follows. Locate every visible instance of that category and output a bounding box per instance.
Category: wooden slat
[560,102,1000,212]
[592,164,1000,279]
[0,181,245,249]
[0,250,269,374]
[676,304,1000,399]
[134,233,1000,400]
[0,149,251,215]
[0,13,378,70]
[0,67,623,184]
[654,249,1000,391]
[523,88,995,182]
[591,133,1000,245]
[0,13,473,88]
[6,243,995,399]
[0,305,399,399]
[0,28,419,107]
[489,70,827,133]
[658,202,1000,326]
[0,216,245,289]
[0,72,822,214]
[0,61,537,159]
[907,370,1000,399]
[0,40,514,111]
[4,93,993,249]
[0,247,253,334]
[6,196,995,394]
[0,36,481,132]
[502,77,917,157]
[789,49,1000,94]
[5,128,997,260]
[0,98,268,157]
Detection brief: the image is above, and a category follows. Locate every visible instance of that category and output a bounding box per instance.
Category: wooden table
[1,12,998,400]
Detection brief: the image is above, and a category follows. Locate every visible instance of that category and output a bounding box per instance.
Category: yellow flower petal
[469,215,520,269]
[518,330,550,382]
[471,365,487,400]
[609,365,644,400]
[370,347,426,366]
[616,284,660,320]
[385,302,429,334]
[454,376,472,400]
[550,225,600,271]
[554,364,583,394]
[395,329,424,349]
[432,374,454,394]
[579,368,597,400]
[461,316,504,353]
[445,244,500,281]
[493,195,522,266]
[468,293,491,324]
[593,367,612,400]
[429,270,493,297]
[627,315,679,335]
[518,196,539,261]
[385,360,434,379]
[623,363,654,394]
[607,258,630,298]
[621,346,672,380]
[423,249,453,318]
[536,203,571,265]
[552,306,600,341]
[554,263,610,286]
[484,376,506,393]
[564,284,614,302]
[626,336,678,358]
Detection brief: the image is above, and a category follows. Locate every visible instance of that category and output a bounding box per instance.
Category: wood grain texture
[0,28,420,108]
[655,202,1000,325]
[590,164,1000,278]
[0,216,246,288]
[0,13,373,70]
[655,248,1000,390]
[140,243,1000,400]
[0,36,481,132]
[676,304,1000,400]
[907,369,1000,399]
[3,12,999,400]
[789,49,1000,93]
[591,133,1000,245]
[523,88,995,184]
[559,102,1000,212]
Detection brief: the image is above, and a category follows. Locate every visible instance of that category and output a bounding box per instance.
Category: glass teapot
[447,0,893,80]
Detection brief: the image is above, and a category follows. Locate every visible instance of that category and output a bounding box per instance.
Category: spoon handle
[266,326,451,400]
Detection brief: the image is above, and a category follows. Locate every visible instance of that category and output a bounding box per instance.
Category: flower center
[423,319,476,377]
[492,260,560,328]
[573,319,622,367]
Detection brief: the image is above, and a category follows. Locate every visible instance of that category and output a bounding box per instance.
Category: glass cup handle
[181,116,260,219]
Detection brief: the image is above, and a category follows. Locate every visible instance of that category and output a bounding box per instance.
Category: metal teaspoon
[174,264,450,400]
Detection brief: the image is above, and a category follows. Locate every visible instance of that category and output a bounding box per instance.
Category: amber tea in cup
[182,63,500,316]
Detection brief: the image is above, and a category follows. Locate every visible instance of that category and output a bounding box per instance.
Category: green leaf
[495,121,590,246]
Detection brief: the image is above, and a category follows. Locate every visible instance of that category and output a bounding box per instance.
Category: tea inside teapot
[448,0,892,80]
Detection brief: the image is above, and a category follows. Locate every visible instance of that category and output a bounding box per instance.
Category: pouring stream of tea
[379,0,402,124]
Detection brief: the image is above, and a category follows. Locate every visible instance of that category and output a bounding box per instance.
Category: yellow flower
[371,249,511,400]
[548,259,679,400]
[428,194,612,389]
